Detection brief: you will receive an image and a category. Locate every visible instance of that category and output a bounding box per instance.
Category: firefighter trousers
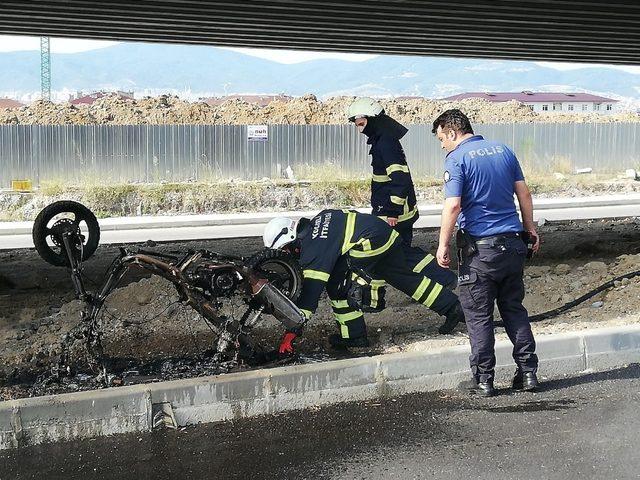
[325,240,459,339]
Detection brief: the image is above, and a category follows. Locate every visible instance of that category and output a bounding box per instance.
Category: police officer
[346,97,458,311]
[263,209,465,352]
[433,109,540,397]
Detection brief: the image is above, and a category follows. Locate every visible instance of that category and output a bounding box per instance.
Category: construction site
[1,93,640,397]
[0,63,640,403]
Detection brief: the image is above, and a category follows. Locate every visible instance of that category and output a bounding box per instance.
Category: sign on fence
[247,125,268,142]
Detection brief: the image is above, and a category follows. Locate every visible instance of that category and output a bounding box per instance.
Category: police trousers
[325,240,459,339]
[457,236,538,383]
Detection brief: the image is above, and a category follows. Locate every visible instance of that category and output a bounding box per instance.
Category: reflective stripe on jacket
[295,209,400,316]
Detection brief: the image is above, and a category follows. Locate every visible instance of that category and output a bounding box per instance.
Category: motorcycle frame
[59,231,297,358]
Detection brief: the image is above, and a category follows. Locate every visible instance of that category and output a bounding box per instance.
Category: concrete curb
[2,195,640,236]
[1,324,639,450]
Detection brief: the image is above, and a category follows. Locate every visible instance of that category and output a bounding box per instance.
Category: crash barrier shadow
[1,324,639,450]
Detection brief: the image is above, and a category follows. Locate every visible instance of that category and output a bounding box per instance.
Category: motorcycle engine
[211,269,238,296]
[192,266,239,298]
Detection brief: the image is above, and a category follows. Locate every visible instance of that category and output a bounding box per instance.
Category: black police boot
[474,380,496,397]
[438,302,465,334]
[328,333,370,349]
[512,370,538,391]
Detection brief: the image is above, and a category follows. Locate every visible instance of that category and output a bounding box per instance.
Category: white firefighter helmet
[263,217,298,249]
[346,97,384,122]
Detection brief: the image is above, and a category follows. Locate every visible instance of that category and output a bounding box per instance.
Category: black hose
[494,269,640,327]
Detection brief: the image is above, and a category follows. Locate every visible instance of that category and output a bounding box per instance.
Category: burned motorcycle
[32,200,305,379]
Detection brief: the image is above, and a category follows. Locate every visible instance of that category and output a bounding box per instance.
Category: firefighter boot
[328,333,370,349]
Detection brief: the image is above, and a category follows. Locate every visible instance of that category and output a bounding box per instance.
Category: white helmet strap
[269,226,291,249]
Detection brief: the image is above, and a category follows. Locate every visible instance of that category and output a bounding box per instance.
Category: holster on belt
[520,230,536,259]
[455,229,477,263]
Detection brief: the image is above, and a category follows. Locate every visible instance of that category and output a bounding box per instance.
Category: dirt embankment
[2,94,639,126]
[1,218,639,399]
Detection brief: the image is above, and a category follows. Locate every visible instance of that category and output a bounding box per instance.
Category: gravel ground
[0,217,639,399]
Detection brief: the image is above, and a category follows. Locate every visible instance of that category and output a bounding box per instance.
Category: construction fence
[1,123,639,187]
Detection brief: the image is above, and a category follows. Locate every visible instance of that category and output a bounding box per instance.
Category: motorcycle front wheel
[32,200,101,267]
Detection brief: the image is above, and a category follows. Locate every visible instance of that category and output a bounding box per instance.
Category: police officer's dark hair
[431,109,474,135]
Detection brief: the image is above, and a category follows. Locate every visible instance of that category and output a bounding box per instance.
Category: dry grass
[1,172,638,221]
[293,163,367,182]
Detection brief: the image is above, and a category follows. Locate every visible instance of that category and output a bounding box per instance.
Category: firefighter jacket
[295,209,400,319]
[362,114,419,225]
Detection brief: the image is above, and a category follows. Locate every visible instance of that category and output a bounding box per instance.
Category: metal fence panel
[1,123,639,187]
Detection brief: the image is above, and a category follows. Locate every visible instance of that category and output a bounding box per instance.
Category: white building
[442,91,618,114]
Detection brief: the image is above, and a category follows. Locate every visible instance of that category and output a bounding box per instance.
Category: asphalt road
[1,365,639,480]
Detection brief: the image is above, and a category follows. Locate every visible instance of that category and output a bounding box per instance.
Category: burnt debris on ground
[1,217,640,400]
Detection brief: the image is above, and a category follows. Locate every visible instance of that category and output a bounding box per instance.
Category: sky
[0,35,376,63]
[1,34,640,74]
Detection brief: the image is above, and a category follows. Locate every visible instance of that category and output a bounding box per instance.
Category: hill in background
[1,43,639,103]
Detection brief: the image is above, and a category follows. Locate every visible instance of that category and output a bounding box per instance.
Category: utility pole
[40,36,51,101]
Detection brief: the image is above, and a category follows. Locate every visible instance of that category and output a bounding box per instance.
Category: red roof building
[441,91,618,113]
[0,98,24,109]
[69,91,134,105]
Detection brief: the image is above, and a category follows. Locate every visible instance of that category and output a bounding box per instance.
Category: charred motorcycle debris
[32,200,306,384]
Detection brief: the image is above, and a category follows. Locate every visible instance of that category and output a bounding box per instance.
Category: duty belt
[474,232,521,246]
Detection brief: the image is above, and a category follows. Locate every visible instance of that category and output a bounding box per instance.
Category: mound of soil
[2,94,638,126]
